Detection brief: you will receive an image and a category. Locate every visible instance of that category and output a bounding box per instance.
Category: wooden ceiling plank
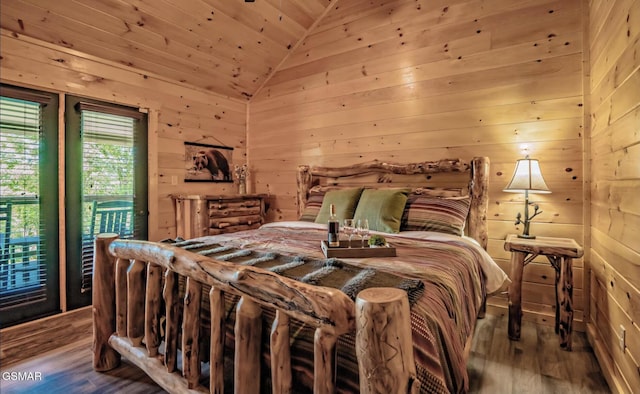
[201,0,305,46]
[121,0,270,75]
[250,0,337,99]
[149,0,290,64]
[0,28,248,108]
[18,0,253,81]
[7,0,262,98]
[0,29,250,107]
[313,0,406,34]
[85,0,267,86]
[263,0,318,28]
[268,7,580,92]
[287,0,577,71]
[154,0,296,59]
[302,0,471,50]
[0,0,363,99]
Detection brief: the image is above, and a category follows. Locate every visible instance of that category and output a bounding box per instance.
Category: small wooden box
[321,240,396,258]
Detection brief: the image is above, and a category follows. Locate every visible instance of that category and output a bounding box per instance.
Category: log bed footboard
[92,233,419,394]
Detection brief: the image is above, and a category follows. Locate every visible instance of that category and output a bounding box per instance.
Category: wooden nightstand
[504,234,584,350]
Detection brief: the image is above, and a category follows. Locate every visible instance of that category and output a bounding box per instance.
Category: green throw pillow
[353,189,409,233]
[314,188,364,223]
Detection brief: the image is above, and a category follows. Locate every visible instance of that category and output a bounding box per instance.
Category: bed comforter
[177,221,508,394]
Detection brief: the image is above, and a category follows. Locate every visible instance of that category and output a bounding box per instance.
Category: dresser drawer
[173,194,268,239]
[208,199,262,218]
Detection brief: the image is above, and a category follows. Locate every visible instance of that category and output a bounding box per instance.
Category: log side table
[504,234,584,350]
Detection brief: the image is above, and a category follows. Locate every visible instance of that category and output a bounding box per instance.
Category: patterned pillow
[401,195,470,235]
[299,191,325,222]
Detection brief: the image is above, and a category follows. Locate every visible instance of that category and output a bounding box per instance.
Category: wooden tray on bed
[321,240,396,258]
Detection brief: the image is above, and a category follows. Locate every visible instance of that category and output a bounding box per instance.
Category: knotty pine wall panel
[249,0,586,326]
[0,30,247,242]
[587,0,640,391]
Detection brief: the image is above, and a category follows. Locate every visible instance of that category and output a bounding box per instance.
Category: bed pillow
[314,188,364,223]
[299,191,325,222]
[401,195,470,235]
[353,189,410,233]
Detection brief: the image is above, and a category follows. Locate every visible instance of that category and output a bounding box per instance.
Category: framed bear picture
[184,142,233,182]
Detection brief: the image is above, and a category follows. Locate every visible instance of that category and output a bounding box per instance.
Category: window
[0,84,59,327]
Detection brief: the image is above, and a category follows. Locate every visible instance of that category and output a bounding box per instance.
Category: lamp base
[517,234,536,239]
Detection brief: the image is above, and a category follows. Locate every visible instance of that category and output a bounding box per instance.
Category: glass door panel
[0,86,59,327]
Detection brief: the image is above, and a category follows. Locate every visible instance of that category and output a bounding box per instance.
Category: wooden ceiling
[0,0,334,101]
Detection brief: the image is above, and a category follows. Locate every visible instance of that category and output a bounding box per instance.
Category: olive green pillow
[314,188,364,223]
[353,189,410,233]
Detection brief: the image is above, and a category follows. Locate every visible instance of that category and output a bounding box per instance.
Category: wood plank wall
[249,0,586,327]
[0,29,247,243]
[587,0,640,392]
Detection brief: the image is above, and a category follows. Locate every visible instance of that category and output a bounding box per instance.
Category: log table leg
[507,251,526,341]
[547,256,561,335]
[558,257,574,350]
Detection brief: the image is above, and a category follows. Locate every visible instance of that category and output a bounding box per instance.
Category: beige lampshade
[503,157,551,193]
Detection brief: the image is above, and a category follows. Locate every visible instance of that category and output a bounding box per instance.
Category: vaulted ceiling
[0,0,334,101]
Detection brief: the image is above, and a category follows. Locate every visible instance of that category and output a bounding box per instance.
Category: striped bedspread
[192,221,488,393]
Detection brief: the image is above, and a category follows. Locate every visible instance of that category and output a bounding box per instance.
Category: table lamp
[503,156,551,238]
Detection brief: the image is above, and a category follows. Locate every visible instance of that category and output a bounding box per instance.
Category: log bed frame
[93,157,489,394]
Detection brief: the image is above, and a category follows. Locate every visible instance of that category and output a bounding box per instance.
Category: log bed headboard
[296,157,490,250]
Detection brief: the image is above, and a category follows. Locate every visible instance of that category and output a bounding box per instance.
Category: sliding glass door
[0,85,59,327]
[65,96,148,309]
[0,86,148,324]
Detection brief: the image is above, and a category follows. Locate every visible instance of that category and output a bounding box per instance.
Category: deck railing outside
[0,195,132,294]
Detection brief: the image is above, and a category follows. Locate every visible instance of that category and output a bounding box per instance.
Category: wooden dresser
[172,194,268,239]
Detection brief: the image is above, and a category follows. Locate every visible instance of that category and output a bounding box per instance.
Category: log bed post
[209,287,226,394]
[92,233,120,371]
[469,156,489,318]
[314,328,338,394]
[145,263,163,357]
[296,165,312,217]
[271,310,292,394]
[468,156,489,251]
[127,259,146,347]
[182,277,202,389]
[163,270,180,373]
[355,287,420,394]
[234,297,262,394]
[115,257,129,337]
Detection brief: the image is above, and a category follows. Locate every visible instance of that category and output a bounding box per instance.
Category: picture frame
[184,142,233,182]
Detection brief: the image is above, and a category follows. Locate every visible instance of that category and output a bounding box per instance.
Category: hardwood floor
[0,310,610,393]
[467,313,610,394]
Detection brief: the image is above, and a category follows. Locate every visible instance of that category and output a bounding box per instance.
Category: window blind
[80,110,137,292]
[0,96,47,309]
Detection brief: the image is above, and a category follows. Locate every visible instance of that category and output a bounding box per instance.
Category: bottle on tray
[327,203,340,247]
